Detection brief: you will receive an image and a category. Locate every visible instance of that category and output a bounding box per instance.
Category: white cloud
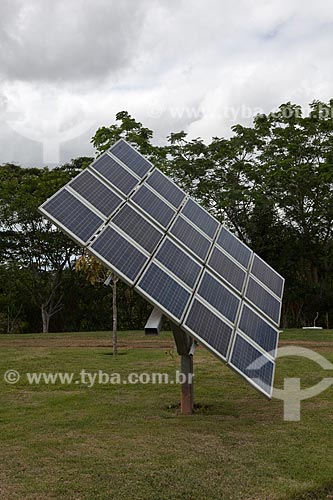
[0,0,332,165]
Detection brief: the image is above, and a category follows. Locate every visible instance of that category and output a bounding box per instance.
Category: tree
[165,101,333,327]
[2,100,332,332]
[91,110,168,167]
[0,162,84,332]
[0,264,26,333]
[76,254,119,355]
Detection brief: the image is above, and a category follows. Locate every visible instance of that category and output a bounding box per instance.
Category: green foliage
[0,157,152,333]
[160,101,333,327]
[1,100,333,331]
[0,162,82,332]
[91,110,168,167]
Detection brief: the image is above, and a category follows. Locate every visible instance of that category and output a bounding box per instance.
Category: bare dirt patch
[278,340,333,351]
[0,337,175,350]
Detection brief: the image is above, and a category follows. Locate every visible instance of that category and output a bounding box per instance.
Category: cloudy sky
[0,0,332,166]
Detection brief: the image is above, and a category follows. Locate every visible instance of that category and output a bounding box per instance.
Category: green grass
[1,329,333,500]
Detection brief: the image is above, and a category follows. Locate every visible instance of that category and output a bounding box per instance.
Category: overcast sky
[0,0,332,166]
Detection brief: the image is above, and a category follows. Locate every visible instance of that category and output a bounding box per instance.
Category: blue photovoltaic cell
[90,226,148,282]
[251,255,284,298]
[181,198,219,238]
[155,238,202,289]
[170,216,211,261]
[230,334,274,396]
[111,204,163,254]
[69,170,123,217]
[208,246,246,293]
[184,299,233,358]
[146,170,185,209]
[238,304,279,355]
[198,271,240,323]
[132,185,176,228]
[245,277,281,325]
[110,140,151,178]
[91,154,138,195]
[217,228,252,268]
[41,189,103,244]
[138,263,191,321]
[39,138,285,399]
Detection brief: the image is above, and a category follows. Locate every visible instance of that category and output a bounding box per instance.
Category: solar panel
[184,298,233,359]
[39,138,284,400]
[208,246,246,293]
[131,185,176,229]
[89,225,148,284]
[69,170,123,218]
[40,189,103,245]
[197,271,240,323]
[91,153,138,195]
[110,139,151,178]
[137,263,191,322]
[181,198,219,238]
[154,238,202,289]
[217,227,252,269]
[146,170,185,209]
[251,255,284,298]
[229,333,274,397]
[170,216,211,261]
[111,204,163,254]
[245,277,281,325]
[238,304,279,356]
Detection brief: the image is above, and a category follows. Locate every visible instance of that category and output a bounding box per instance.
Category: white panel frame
[153,235,203,291]
[136,260,192,324]
[108,138,154,178]
[145,168,186,209]
[130,183,177,230]
[250,253,285,300]
[227,331,276,399]
[87,222,150,287]
[181,196,220,240]
[39,187,106,248]
[244,275,283,326]
[215,225,253,270]
[236,301,280,360]
[182,295,235,363]
[110,201,165,256]
[169,214,213,263]
[88,150,140,198]
[66,168,125,220]
[195,269,242,326]
[207,244,248,295]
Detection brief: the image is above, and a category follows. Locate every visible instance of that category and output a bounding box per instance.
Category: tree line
[1,101,333,333]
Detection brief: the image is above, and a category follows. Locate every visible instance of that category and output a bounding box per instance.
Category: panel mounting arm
[144,307,163,335]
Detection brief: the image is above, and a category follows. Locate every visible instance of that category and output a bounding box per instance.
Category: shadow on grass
[287,482,333,499]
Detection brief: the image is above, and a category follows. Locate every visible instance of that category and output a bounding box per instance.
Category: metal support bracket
[144,307,163,335]
[171,323,194,356]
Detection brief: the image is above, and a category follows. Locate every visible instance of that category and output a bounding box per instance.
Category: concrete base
[302,326,323,330]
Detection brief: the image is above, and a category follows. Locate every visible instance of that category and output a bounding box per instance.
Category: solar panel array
[39,139,284,398]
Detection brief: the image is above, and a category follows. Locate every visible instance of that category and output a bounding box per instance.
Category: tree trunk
[7,306,10,334]
[112,275,118,355]
[41,305,50,333]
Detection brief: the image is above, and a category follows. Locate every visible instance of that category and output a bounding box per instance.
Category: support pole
[180,353,194,415]
[171,323,195,415]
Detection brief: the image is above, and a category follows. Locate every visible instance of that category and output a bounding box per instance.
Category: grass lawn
[0,329,333,500]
